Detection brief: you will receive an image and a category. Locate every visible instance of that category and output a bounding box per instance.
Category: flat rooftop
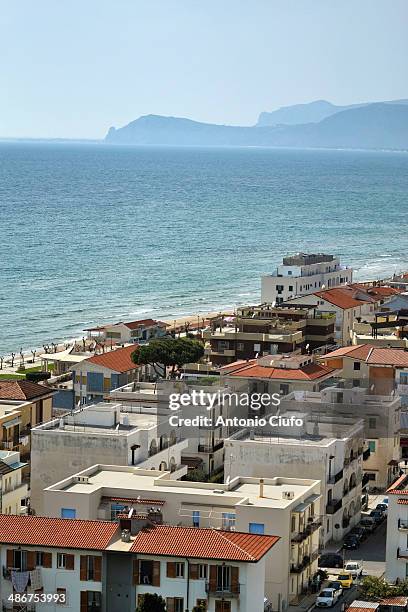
[47,466,320,510]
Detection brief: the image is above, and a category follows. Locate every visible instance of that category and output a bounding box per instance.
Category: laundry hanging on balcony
[11,570,29,592]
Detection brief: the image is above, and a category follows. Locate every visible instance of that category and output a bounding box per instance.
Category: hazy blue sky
[1,0,407,138]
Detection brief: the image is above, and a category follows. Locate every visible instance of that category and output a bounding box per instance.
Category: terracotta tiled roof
[315,287,370,309]
[347,603,379,612]
[324,344,408,367]
[0,515,118,550]
[0,380,54,401]
[219,359,257,374]
[130,525,279,561]
[123,319,168,330]
[85,345,138,373]
[108,497,165,506]
[228,362,336,381]
[380,597,408,606]
[397,499,408,505]
[387,474,408,495]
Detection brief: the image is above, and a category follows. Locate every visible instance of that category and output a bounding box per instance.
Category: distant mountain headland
[105,100,408,150]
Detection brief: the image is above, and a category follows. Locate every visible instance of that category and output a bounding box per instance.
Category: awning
[293,493,320,513]
[3,418,21,429]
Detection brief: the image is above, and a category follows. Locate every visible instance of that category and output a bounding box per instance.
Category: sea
[0,142,407,356]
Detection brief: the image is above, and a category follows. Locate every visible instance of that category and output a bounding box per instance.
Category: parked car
[370,509,385,524]
[327,581,343,595]
[319,553,344,569]
[360,517,376,532]
[316,588,342,607]
[336,573,353,589]
[376,503,388,516]
[350,526,368,541]
[382,497,389,506]
[343,534,360,550]
[344,561,363,578]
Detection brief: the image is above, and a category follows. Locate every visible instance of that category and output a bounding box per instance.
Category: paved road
[344,519,387,577]
[313,584,359,612]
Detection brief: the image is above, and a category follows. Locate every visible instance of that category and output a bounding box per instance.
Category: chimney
[259,478,265,498]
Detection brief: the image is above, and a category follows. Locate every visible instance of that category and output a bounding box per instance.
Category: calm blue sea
[0,142,407,355]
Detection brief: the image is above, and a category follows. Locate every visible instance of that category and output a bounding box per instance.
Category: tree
[192,604,207,612]
[132,337,204,378]
[136,593,166,612]
[360,575,393,599]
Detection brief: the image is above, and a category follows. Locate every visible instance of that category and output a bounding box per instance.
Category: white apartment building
[261,253,352,304]
[30,402,188,515]
[279,386,401,489]
[43,466,321,609]
[0,514,279,612]
[84,318,168,344]
[224,412,364,545]
[385,471,408,582]
[0,450,28,515]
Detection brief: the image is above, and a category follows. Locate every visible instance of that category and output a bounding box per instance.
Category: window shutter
[26,551,36,571]
[231,566,239,593]
[189,563,199,579]
[166,598,175,612]
[6,549,14,569]
[94,556,102,581]
[80,591,88,612]
[66,554,75,571]
[133,559,140,585]
[209,565,217,591]
[42,552,52,568]
[80,556,87,581]
[152,560,160,587]
[167,562,176,578]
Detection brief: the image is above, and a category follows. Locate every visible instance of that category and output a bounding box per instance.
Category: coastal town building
[223,412,364,545]
[42,467,320,608]
[0,514,279,612]
[285,285,396,345]
[84,318,168,345]
[385,471,408,582]
[0,380,54,468]
[261,253,353,304]
[30,402,188,515]
[322,344,408,403]
[0,450,28,515]
[220,353,340,398]
[202,304,336,366]
[278,385,401,489]
[72,344,140,405]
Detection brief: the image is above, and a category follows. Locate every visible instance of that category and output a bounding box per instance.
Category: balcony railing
[398,519,408,530]
[363,448,371,461]
[205,583,240,597]
[291,554,311,574]
[198,441,224,453]
[362,473,370,487]
[326,499,342,514]
[291,518,322,543]
[328,469,343,484]
[397,547,408,559]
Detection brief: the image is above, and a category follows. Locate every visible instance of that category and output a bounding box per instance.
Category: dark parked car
[370,509,384,525]
[319,553,344,569]
[350,526,368,541]
[343,534,360,550]
[360,517,376,533]
[376,503,388,515]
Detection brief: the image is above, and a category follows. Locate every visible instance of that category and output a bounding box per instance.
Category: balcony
[290,554,311,574]
[205,583,240,597]
[328,469,343,484]
[198,441,224,453]
[326,499,342,514]
[397,547,408,559]
[398,519,408,530]
[363,448,371,461]
[362,473,370,487]
[291,518,322,543]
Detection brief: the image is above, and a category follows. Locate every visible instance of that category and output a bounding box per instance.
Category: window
[353,362,361,371]
[368,440,376,453]
[110,503,126,520]
[192,511,200,528]
[175,562,185,578]
[249,522,265,534]
[217,565,231,591]
[175,598,184,612]
[80,555,101,581]
[291,515,296,532]
[36,552,44,567]
[401,373,408,385]
[61,508,76,519]
[280,383,289,396]
[352,379,360,387]
[222,513,236,530]
[254,343,261,352]
[369,419,376,430]
[56,588,66,605]
[198,564,208,579]
[57,553,67,569]
[237,342,244,351]
[367,472,376,481]
[288,285,293,291]
[81,591,101,612]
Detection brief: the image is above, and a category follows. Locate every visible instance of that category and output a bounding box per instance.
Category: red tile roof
[380,598,408,606]
[108,497,165,506]
[228,362,336,381]
[386,474,408,495]
[315,287,370,310]
[130,525,279,562]
[86,345,138,373]
[0,515,118,550]
[397,499,408,505]
[325,344,408,367]
[123,319,168,330]
[0,380,54,401]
